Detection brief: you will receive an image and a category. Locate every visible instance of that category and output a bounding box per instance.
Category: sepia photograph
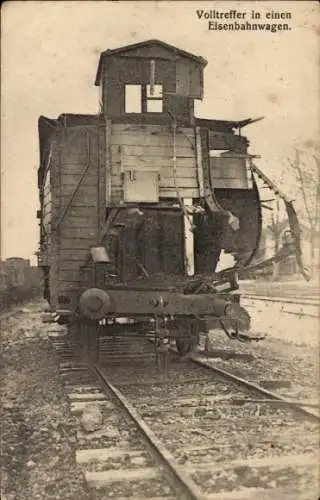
[1,1,319,499]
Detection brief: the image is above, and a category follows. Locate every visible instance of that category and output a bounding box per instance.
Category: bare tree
[268,197,281,280]
[288,148,320,277]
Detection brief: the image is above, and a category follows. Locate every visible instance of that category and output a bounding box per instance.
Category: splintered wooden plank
[210,166,248,180]
[208,130,248,150]
[111,167,197,181]
[59,261,84,271]
[209,157,249,189]
[59,184,98,197]
[58,216,98,229]
[110,172,197,188]
[60,147,92,164]
[58,270,87,282]
[60,140,98,165]
[159,187,199,198]
[59,160,98,171]
[111,164,197,180]
[210,178,249,189]
[121,156,196,169]
[112,176,198,191]
[59,250,87,261]
[114,144,194,158]
[112,123,194,136]
[59,195,98,207]
[160,177,198,189]
[58,206,98,218]
[161,166,197,178]
[111,126,195,145]
[110,182,122,193]
[110,187,123,203]
[111,135,195,149]
[59,227,98,239]
[58,280,86,289]
[59,237,96,250]
[60,172,98,186]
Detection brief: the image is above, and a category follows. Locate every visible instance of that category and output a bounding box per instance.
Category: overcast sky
[1,0,319,263]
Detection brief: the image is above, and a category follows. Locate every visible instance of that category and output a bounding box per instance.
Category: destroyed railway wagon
[37,39,304,354]
[0,258,42,310]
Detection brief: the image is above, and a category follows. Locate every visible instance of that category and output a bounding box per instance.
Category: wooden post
[195,126,204,197]
[183,198,194,276]
[105,119,112,204]
[98,124,106,237]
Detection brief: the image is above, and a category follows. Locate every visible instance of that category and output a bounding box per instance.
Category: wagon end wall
[50,123,106,304]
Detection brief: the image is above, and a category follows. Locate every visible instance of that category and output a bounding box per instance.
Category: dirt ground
[1,301,91,500]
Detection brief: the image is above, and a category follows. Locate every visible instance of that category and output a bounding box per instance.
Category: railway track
[239,280,319,299]
[239,280,319,317]
[241,294,318,307]
[48,327,319,500]
[241,294,319,319]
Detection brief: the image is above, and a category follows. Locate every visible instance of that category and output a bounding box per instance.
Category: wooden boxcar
[37,40,303,352]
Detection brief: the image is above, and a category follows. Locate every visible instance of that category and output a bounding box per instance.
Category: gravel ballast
[205,306,319,404]
[1,301,92,500]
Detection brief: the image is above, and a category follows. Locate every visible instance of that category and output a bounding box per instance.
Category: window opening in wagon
[146,84,163,113]
[124,83,163,114]
[125,84,142,113]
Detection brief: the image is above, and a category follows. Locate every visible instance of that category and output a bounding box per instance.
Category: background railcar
[0,263,8,310]
[0,258,42,310]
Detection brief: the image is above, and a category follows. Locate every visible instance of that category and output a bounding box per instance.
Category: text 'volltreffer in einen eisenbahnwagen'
[196,8,292,33]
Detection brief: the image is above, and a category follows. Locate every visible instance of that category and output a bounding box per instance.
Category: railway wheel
[174,318,201,356]
[175,336,198,356]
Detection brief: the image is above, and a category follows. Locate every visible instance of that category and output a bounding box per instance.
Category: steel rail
[242,294,319,317]
[275,310,318,318]
[241,293,319,307]
[96,337,319,423]
[90,361,204,500]
[190,355,320,423]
